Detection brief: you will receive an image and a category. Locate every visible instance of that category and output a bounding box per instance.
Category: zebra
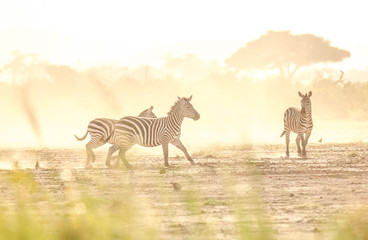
[280,91,313,157]
[106,96,200,169]
[74,106,157,168]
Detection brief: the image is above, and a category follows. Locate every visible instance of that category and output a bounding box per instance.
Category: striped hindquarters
[87,118,117,142]
[114,116,166,147]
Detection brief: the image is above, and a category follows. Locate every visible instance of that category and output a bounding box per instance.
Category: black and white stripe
[75,106,157,168]
[280,91,313,157]
[106,96,200,168]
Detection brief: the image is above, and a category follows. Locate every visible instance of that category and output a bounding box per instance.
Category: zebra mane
[167,98,188,115]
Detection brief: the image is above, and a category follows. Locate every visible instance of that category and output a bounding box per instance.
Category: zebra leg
[302,132,311,156]
[162,142,170,167]
[301,134,306,156]
[296,134,302,155]
[118,148,132,169]
[85,135,104,168]
[112,135,135,169]
[170,139,195,165]
[105,144,119,168]
[285,131,290,157]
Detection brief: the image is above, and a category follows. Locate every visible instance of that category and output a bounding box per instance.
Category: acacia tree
[226,31,351,81]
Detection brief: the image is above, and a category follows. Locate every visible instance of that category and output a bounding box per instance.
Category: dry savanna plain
[0,142,367,240]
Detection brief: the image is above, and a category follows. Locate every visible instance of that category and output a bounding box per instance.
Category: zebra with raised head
[106,96,200,169]
[280,91,313,157]
[75,106,157,168]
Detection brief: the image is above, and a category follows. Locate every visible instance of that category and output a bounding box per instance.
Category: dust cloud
[0,48,367,148]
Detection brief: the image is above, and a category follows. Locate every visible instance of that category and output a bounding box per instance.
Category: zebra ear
[177,96,181,100]
[150,106,154,110]
[298,92,304,98]
[188,95,192,101]
[308,91,312,97]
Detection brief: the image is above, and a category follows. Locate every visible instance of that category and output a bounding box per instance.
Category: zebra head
[298,91,312,115]
[138,106,157,118]
[177,95,200,121]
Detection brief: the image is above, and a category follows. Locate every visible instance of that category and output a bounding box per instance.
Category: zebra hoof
[189,160,196,165]
[105,163,112,168]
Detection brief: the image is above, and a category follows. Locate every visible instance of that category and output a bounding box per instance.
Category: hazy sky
[1,0,367,69]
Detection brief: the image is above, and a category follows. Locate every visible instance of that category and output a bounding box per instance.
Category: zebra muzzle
[193,113,200,121]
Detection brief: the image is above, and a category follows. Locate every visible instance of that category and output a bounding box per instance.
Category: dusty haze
[0,50,367,149]
[1,1,368,149]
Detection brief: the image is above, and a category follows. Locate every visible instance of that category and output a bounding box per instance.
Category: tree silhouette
[226,31,351,81]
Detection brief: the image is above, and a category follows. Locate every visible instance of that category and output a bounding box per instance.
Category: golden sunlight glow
[0,161,13,170]
[0,0,368,147]
[0,0,367,68]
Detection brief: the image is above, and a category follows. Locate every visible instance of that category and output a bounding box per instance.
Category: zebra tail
[74,131,88,141]
[280,130,285,138]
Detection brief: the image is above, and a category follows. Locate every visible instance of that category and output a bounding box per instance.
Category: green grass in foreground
[0,164,367,240]
[0,170,158,240]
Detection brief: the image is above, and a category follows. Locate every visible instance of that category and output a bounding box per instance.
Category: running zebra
[106,96,200,169]
[280,91,313,157]
[75,106,157,168]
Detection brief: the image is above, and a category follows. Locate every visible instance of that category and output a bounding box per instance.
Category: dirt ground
[0,142,368,239]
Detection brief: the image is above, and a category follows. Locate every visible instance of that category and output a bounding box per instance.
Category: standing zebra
[106,96,200,169]
[280,91,313,157]
[75,106,157,168]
